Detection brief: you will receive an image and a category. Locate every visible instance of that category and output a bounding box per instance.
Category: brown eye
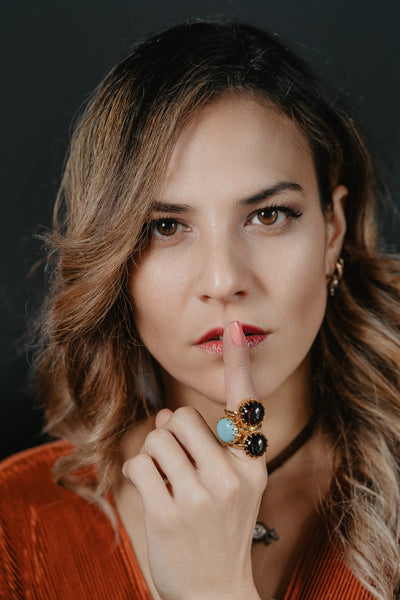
[153,219,178,237]
[249,205,302,228]
[257,209,279,225]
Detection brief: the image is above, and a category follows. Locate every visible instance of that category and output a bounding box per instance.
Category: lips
[195,324,267,355]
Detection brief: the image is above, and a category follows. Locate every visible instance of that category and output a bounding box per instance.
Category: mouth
[195,324,268,355]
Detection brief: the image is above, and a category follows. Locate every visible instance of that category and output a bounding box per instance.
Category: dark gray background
[2,0,399,459]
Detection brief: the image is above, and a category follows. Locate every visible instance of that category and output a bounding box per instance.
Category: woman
[1,20,399,600]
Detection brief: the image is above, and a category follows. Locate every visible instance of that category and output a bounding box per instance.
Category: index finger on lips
[221,321,268,463]
[223,321,256,411]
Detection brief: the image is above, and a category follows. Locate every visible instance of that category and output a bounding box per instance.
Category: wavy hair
[33,21,400,599]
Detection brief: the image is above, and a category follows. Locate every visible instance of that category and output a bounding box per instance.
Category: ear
[325,184,348,277]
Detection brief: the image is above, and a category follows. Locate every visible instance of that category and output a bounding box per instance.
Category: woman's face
[129,95,346,406]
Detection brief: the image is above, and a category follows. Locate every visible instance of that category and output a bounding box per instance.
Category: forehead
[161,94,316,201]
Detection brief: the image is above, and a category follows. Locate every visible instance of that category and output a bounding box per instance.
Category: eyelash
[248,204,303,227]
[147,203,303,239]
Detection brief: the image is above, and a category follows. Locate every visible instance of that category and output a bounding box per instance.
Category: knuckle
[232,354,250,371]
[124,453,151,479]
[153,503,176,528]
[173,405,199,423]
[145,427,170,449]
[189,485,211,509]
[250,466,268,492]
[260,464,268,484]
[219,471,241,498]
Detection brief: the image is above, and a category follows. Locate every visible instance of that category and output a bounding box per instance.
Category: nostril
[199,289,249,303]
[195,246,253,302]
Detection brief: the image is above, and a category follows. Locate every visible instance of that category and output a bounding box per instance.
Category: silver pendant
[252,521,279,545]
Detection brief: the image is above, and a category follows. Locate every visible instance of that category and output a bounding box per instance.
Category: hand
[122,321,267,600]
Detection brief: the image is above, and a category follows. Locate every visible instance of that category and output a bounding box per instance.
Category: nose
[194,235,253,303]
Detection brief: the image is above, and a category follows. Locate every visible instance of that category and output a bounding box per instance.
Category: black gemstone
[244,433,267,457]
[240,400,265,426]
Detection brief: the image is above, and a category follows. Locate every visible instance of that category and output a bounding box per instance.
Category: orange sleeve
[0,441,151,599]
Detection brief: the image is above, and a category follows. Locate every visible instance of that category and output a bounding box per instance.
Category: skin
[117,94,347,600]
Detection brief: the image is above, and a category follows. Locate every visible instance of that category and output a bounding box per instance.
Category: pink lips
[195,324,267,355]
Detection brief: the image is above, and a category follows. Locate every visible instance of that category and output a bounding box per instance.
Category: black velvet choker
[252,413,317,545]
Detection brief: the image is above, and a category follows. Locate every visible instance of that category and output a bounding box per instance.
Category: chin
[191,381,228,406]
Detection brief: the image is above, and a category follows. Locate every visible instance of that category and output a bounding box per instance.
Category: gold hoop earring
[328,257,344,297]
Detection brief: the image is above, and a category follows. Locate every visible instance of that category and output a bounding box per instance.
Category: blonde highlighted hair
[34,21,400,598]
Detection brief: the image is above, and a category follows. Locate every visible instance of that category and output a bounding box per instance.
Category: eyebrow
[150,181,304,213]
[239,181,304,206]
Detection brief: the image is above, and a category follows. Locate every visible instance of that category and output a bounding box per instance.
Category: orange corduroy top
[0,440,372,599]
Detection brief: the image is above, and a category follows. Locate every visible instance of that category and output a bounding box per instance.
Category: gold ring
[217,399,268,458]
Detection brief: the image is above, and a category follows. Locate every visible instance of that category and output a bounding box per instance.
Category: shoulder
[0,439,75,504]
[0,444,151,598]
[0,439,91,542]
[1,442,108,589]
[0,438,75,475]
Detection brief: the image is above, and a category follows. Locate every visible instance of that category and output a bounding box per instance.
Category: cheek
[251,216,327,330]
[129,253,187,339]
[274,230,328,335]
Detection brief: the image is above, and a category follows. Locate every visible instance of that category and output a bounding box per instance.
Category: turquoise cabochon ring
[216,417,241,444]
[216,399,268,458]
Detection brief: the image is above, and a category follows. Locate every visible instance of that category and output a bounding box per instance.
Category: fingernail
[230,321,246,347]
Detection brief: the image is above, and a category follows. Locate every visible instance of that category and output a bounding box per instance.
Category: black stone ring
[225,399,265,427]
[242,431,268,458]
[220,399,267,458]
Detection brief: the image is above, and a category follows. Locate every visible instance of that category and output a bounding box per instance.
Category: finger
[222,321,268,464]
[122,453,172,512]
[141,427,199,497]
[156,407,224,476]
[223,321,257,412]
[155,408,173,428]
[157,406,228,476]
